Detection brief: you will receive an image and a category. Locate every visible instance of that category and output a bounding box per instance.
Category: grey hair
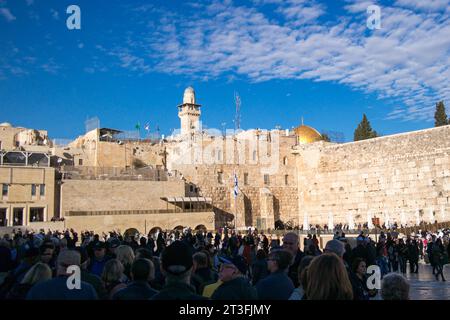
[381,273,410,300]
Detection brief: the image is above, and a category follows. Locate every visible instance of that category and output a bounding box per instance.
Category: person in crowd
[6,263,52,300]
[407,239,419,274]
[305,253,353,300]
[282,232,304,288]
[352,236,369,263]
[152,241,206,300]
[101,259,127,299]
[116,245,134,280]
[26,250,98,300]
[211,255,257,300]
[375,237,389,276]
[39,243,56,273]
[88,241,111,277]
[432,238,446,281]
[79,249,107,299]
[113,258,158,300]
[256,249,294,300]
[190,251,218,294]
[106,238,121,259]
[251,249,269,285]
[349,258,377,300]
[397,239,408,274]
[0,240,13,275]
[289,255,314,300]
[381,273,410,300]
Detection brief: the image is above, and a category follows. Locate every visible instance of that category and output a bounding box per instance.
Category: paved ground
[407,262,450,300]
[373,261,450,300]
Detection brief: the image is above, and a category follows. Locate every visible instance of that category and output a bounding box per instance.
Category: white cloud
[395,0,449,11]
[0,8,16,21]
[26,0,34,6]
[129,0,449,121]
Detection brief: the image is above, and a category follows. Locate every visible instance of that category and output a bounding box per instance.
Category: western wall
[294,125,450,227]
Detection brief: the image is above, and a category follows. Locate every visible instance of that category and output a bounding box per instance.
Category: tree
[321,133,331,142]
[434,101,448,127]
[354,114,378,141]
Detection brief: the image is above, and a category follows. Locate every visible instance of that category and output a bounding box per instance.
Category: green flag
[135,122,141,130]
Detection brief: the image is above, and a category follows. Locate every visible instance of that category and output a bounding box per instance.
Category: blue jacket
[256,270,294,300]
[26,276,98,300]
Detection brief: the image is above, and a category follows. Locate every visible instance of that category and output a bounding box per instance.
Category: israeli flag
[234,173,239,198]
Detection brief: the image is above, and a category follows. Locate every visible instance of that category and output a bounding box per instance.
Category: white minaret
[178,87,202,136]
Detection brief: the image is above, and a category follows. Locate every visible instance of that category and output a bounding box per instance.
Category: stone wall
[294,125,450,227]
[168,133,299,229]
[64,211,214,234]
[60,180,185,216]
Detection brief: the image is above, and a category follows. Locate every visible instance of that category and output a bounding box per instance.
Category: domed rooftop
[183,86,196,104]
[294,124,322,144]
[0,122,12,127]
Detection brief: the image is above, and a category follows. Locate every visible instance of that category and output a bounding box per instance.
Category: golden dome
[294,125,322,144]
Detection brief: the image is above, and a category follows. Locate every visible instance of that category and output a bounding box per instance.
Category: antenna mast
[234,91,241,131]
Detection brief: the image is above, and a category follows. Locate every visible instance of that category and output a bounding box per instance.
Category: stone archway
[194,224,207,232]
[124,228,140,239]
[149,226,162,235]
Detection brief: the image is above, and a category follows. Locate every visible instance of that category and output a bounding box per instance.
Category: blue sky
[0,0,449,142]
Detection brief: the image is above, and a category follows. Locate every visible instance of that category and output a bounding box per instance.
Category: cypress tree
[354,114,378,141]
[434,101,448,127]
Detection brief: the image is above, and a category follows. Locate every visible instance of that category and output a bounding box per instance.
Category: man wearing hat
[107,238,121,258]
[211,256,257,300]
[88,241,111,277]
[151,241,207,300]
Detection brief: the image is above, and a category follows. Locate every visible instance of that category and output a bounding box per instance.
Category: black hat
[218,255,248,275]
[93,241,106,250]
[108,238,121,249]
[161,241,193,275]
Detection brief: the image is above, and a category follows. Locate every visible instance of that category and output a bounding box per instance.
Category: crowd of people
[0,226,448,300]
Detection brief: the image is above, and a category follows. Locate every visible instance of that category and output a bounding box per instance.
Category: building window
[253,150,257,161]
[264,174,270,185]
[40,184,45,196]
[285,175,289,185]
[2,184,8,197]
[244,173,249,185]
[13,208,23,226]
[79,159,83,166]
[283,156,288,166]
[217,150,222,161]
[189,185,194,193]
[218,172,223,184]
[30,207,44,222]
[31,184,36,197]
[0,208,6,226]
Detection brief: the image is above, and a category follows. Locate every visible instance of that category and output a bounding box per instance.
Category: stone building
[0,156,56,227]
[1,87,449,233]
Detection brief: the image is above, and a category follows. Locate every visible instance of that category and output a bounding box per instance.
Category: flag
[144,123,150,131]
[233,173,239,198]
[135,122,141,130]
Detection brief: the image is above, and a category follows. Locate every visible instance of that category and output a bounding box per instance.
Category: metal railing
[59,165,169,181]
[66,208,213,216]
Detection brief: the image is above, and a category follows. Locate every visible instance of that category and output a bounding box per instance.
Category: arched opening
[124,228,140,239]
[274,220,285,230]
[283,156,288,166]
[194,224,207,232]
[149,226,162,235]
[173,225,184,231]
